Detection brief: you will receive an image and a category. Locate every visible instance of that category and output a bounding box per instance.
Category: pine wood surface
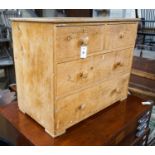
[12,18,138,137]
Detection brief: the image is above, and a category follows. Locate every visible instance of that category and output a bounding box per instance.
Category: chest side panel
[12,22,55,133]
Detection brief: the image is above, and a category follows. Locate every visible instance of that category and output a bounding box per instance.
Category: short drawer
[105,23,137,49]
[55,25,105,62]
[55,74,129,132]
[113,48,133,74]
[56,52,115,97]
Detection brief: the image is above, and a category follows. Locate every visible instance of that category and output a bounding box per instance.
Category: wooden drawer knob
[113,62,123,69]
[119,32,124,39]
[80,36,89,45]
[79,72,88,79]
[111,88,121,95]
[78,104,86,110]
[117,62,123,66]
[114,88,121,93]
[116,88,121,93]
[67,35,73,41]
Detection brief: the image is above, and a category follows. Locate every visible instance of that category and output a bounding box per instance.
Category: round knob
[90,66,94,70]
[80,36,89,45]
[113,62,123,69]
[116,88,121,93]
[116,62,122,66]
[79,72,88,79]
[119,32,124,39]
[111,88,121,95]
[78,104,86,110]
[67,35,72,41]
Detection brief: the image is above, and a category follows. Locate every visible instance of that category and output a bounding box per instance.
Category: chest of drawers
[12,18,138,137]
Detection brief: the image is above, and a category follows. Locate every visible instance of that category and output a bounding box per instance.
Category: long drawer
[56,49,132,97]
[55,73,130,132]
[56,52,114,97]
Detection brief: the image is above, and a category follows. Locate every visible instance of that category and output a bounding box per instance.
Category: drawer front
[55,74,129,132]
[105,23,137,49]
[113,48,133,74]
[56,52,115,97]
[55,25,105,62]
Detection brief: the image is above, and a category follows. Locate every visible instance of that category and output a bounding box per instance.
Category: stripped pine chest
[12,18,138,137]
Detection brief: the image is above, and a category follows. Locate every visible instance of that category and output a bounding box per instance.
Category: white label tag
[80,46,87,59]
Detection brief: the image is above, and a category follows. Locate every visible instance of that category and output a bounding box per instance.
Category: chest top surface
[11,17,140,23]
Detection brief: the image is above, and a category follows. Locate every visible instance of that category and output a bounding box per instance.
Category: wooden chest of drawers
[11,18,138,137]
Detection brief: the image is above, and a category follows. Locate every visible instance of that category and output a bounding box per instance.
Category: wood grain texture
[56,48,133,98]
[12,22,55,135]
[113,48,134,74]
[129,87,155,99]
[56,52,115,97]
[129,56,155,100]
[105,23,138,50]
[132,69,155,81]
[55,74,130,134]
[12,18,138,137]
[56,25,105,62]
[132,56,155,75]
[0,95,152,146]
